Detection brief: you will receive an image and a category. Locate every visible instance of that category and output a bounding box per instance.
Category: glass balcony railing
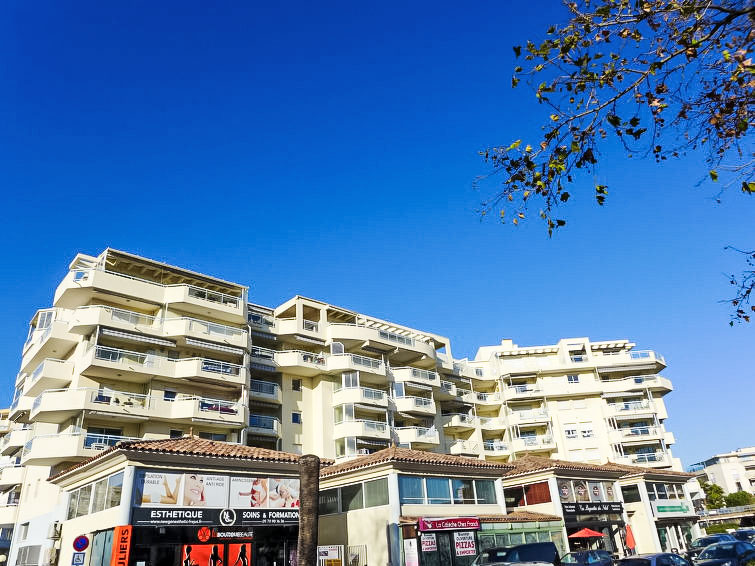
[250,379,279,397]
[248,415,280,431]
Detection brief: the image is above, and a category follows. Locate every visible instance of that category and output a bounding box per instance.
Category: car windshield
[734,532,755,542]
[473,550,511,565]
[692,537,725,548]
[699,544,737,560]
[561,554,585,564]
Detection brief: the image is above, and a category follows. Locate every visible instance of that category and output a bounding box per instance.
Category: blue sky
[2,1,752,467]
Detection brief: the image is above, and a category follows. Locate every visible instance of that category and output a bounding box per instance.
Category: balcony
[333,419,390,440]
[475,391,502,405]
[21,432,139,465]
[250,380,282,404]
[327,353,385,377]
[327,323,438,365]
[247,415,281,437]
[333,386,389,408]
[248,311,276,332]
[394,396,436,415]
[595,350,666,373]
[31,388,151,424]
[395,426,440,446]
[21,317,77,374]
[442,413,477,431]
[0,429,32,456]
[0,466,24,489]
[511,435,557,453]
[507,408,550,426]
[169,397,246,426]
[163,317,248,349]
[478,417,506,431]
[448,440,481,457]
[275,318,322,340]
[392,367,439,387]
[81,346,246,386]
[483,440,510,457]
[607,399,655,417]
[275,350,327,376]
[0,504,18,525]
[505,384,543,399]
[601,374,673,394]
[622,451,672,467]
[68,305,158,336]
[612,425,663,444]
[23,358,73,397]
[57,268,245,323]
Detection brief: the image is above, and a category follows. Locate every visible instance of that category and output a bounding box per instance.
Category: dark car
[687,535,738,561]
[473,543,562,566]
[616,552,694,566]
[733,532,755,544]
[694,542,755,566]
[561,550,613,566]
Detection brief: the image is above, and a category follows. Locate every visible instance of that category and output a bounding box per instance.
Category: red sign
[418,517,480,531]
[110,526,132,566]
[73,536,89,552]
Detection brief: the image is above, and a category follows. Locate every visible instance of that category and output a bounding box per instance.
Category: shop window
[319,488,340,515]
[524,482,551,504]
[426,477,451,504]
[452,478,475,503]
[621,485,642,503]
[341,483,364,511]
[363,478,389,507]
[504,486,526,508]
[475,480,497,504]
[398,475,424,504]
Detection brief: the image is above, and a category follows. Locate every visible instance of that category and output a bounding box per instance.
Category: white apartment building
[0,249,683,565]
[689,447,755,495]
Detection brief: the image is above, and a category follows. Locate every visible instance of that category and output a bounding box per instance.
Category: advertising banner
[418,517,480,531]
[453,532,476,557]
[132,469,300,526]
[110,526,132,566]
[404,538,419,566]
[420,533,437,552]
[651,500,695,518]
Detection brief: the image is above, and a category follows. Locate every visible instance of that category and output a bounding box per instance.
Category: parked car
[616,552,694,566]
[733,532,755,544]
[473,543,562,566]
[561,550,614,566]
[687,535,738,561]
[694,541,755,566]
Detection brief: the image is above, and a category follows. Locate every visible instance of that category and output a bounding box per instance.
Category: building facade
[688,447,755,495]
[1,249,686,565]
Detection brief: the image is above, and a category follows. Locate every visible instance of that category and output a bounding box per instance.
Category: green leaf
[709,170,718,182]
[742,182,755,194]
[507,140,522,151]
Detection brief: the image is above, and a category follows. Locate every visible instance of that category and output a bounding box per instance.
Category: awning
[185,337,244,356]
[569,528,605,538]
[100,328,175,347]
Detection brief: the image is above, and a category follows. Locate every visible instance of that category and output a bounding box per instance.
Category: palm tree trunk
[298,454,321,566]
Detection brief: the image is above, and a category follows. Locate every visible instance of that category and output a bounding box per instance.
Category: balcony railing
[175,317,246,339]
[394,426,438,441]
[250,379,279,397]
[507,384,542,396]
[476,391,501,402]
[483,440,509,452]
[251,346,276,361]
[28,358,68,385]
[347,353,382,369]
[629,451,668,463]
[336,419,388,434]
[609,400,653,412]
[248,312,275,327]
[510,408,550,421]
[378,329,414,346]
[248,415,281,431]
[93,345,242,376]
[630,350,665,363]
[443,413,477,425]
[83,433,139,449]
[335,386,386,402]
[395,396,434,409]
[618,426,659,437]
[302,320,319,332]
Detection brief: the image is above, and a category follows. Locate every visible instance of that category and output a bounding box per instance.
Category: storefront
[557,480,625,553]
[49,437,305,566]
[401,517,481,566]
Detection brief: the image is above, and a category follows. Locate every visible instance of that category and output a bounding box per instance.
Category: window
[91,479,108,513]
[581,427,594,438]
[16,545,41,566]
[341,483,364,511]
[475,480,497,504]
[319,488,340,514]
[565,428,578,439]
[292,412,302,424]
[398,475,424,504]
[163,390,177,401]
[75,484,93,517]
[452,479,475,503]
[504,486,526,508]
[107,472,124,508]
[426,477,452,504]
[342,371,359,388]
[504,482,550,507]
[292,379,302,391]
[19,523,29,540]
[621,485,642,503]
[170,429,183,438]
[567,374,580,384]
[364,478,389,507]
[475,368,484,377]
[198,432,226,441]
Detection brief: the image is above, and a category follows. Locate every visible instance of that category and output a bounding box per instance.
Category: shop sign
[404,538,419,566]
[197,526,254,541]
[420,533,437,552]
[652,500,694,518]
[109,526,132,566]
[132,469,300,526]
[453,532,477,557]
[418,517,481,531]
[318,546,342,560]
[562,502,623,515]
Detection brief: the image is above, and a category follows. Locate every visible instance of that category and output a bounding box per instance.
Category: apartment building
[688,447,755,495]
[1,249,683,565]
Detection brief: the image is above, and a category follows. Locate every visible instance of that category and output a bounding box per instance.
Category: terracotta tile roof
[502,454,694,480]
[51,436,331,481]
[321,446,515,478]
[399,510,562,524]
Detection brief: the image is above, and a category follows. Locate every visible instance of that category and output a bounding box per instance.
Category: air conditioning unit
[48,521,62,540]
[91,443,108,451]
[357,449,370,455]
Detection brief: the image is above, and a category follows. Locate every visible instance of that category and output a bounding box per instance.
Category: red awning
[569,528,605,538]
